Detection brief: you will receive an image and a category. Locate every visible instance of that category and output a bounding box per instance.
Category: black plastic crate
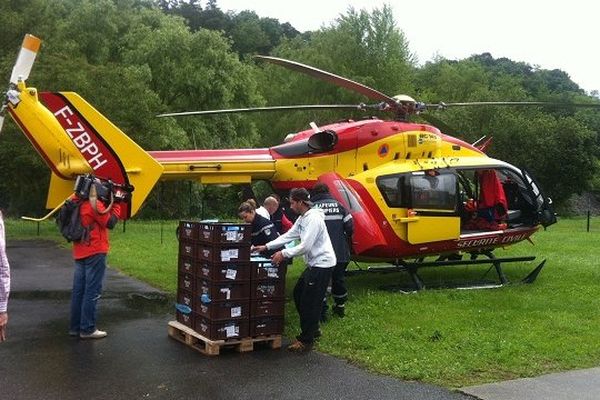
[177,289,195,311]
[199,262,251,282]
[251,279,285,299]
[250,258,287,281]
[196,244,251,263]
[178,272,195,293]
[178,220,200,242]
[176,309,193,328]
[195,316,249,340]
[197,299,249,321]
[251,298,285,317]
[197,278,251,301]
[178,256,198,276]
[249,317,284,337]
[198,222,252,245]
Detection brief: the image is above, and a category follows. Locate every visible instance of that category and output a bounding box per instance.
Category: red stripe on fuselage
[39,93,128,184]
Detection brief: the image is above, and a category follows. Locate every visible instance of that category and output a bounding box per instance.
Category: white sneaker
[79,329,107,339]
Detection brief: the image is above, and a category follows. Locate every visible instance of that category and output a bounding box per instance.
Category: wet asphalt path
[0,240,471,400]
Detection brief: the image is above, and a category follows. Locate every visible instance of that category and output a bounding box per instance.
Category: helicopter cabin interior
[376,166,545,235]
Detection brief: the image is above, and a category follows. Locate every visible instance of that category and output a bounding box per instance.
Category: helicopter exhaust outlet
[307,130,338,152]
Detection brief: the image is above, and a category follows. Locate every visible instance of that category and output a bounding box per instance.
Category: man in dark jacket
[311,183,354,318]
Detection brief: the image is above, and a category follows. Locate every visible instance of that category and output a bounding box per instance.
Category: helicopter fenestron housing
[5,34,600,290]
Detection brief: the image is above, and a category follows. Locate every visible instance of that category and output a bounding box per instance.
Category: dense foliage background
[1,0,599,218]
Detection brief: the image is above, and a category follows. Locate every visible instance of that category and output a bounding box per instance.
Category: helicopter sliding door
[377,171,461,244]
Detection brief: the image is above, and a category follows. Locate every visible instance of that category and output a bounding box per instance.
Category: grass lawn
[6,216,600,388]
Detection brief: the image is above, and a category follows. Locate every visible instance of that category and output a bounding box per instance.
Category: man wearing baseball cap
[252,188,336,352]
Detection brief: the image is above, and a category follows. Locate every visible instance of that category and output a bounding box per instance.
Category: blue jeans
[69,253,107,334]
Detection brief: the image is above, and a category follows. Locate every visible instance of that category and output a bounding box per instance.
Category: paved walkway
[460,368,600,400]
[1,240,468,400]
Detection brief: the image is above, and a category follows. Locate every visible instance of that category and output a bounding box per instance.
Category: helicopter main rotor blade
[426,101,600,110]
[157,104,372,118]
[255,55,397,106]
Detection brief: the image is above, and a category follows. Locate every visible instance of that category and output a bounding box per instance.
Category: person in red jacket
[69,182,124,339]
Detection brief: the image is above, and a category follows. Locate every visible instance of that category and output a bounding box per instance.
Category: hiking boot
[80,329,107,339]
[332,305,345,318]
[287,340,312,353]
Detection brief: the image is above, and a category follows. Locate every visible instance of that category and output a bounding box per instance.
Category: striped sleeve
[0,212,10,312]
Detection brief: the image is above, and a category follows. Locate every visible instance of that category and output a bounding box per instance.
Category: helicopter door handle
[392,215,420,223]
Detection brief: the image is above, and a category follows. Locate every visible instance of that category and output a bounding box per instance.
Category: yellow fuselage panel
[159,160,276,183]
[9,86,90,178]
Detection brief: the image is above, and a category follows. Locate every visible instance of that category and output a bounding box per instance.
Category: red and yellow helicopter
[3,34,596,289]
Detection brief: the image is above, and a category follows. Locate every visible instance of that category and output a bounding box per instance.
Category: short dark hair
[312,182,330,195]
[289,188,313,206]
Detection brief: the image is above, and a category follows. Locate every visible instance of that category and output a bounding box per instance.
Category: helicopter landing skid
[347,254,546,292]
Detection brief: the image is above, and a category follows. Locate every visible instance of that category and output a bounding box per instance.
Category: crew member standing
[311,183,354,318]
[70,182,124,339]
[238,201,280,256]
[263,195,292,234]
[253,188,336,352]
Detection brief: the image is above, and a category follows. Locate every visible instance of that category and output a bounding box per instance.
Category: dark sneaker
[320,312,328,323]
[80,329,107,339]
[332,305,345,318]
[287,340,312,353]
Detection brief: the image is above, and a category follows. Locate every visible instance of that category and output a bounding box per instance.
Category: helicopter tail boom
[8,89,163,217]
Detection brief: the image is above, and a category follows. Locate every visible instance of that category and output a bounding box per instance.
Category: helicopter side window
[409,173,457,211]
[376,175,407,207]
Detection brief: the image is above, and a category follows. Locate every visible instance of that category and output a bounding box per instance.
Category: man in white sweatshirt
[252,188,336,352]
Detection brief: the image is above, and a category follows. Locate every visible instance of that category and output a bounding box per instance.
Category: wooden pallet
[167,321,282,356]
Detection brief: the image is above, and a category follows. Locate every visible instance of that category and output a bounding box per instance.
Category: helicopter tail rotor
[0,34,42,134]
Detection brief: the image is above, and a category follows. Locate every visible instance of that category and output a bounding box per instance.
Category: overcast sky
[215,0,599,95]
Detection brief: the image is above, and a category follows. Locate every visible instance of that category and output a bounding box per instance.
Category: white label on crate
[267,268,279,278]
[221,250,231,261]
[230,249,239,259]
[226,231,237,241]
[231,306,242,318]
[225,268,237,280]
[225,325,238,338]
[220,288,231,299]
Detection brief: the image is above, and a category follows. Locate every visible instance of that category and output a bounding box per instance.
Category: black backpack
[56,198,90,242]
